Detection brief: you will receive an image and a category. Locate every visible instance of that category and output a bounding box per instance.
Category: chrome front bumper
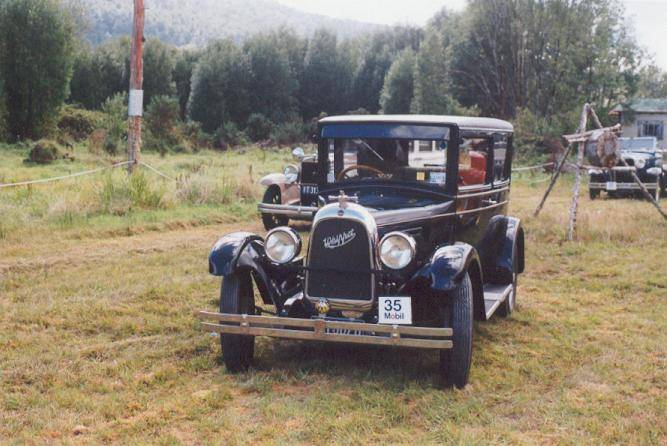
[258,203,318,219]
[198,311,453,349]
[589,182,659,191]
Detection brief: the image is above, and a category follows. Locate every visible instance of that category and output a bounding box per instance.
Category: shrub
[246,113,274,141]
[99,171,167,215]
[271,120,307,146]
[180,121,212,151]
[145,96,181,152]
[57,105,103,141]
[26,139,62,164]
[214,122,248,150]
[101,93,128,155]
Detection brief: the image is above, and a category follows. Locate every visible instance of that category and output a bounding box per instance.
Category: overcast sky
[275,0,667,70]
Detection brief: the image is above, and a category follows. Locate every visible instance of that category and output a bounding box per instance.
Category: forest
[1,0,667,160]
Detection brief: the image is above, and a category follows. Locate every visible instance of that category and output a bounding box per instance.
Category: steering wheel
[337,164,386,181]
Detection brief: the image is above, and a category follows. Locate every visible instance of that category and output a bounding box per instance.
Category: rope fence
[512,162,555,173]
[0,160,572,191]
[0,161,132,189]
[0,160,178,190]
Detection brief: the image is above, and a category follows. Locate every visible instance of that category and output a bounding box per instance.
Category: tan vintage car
[258,148,320,230]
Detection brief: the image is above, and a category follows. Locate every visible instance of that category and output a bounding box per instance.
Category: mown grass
[0,148,665,444]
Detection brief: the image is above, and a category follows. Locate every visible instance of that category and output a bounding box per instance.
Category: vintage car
[258,147,320,230]
[199,115,525,388]
[588,136,666,200]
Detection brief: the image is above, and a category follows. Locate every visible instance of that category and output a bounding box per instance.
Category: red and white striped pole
[127,0,145,173]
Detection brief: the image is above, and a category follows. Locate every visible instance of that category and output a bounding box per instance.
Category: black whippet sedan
[199,115,525,389]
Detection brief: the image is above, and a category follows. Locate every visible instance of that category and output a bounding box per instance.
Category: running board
[483,283,513,320]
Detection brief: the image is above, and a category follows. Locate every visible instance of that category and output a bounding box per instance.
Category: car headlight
[284,165,299,183]
[379,232,416,270]
[647,167,662,176]
[265,227,301,264]
[635,158,646,169]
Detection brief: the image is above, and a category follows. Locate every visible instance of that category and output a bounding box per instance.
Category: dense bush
[214,122,248,149]
[0,0,76,140]
[26,140,63,164]
[57,106,103,141]
[180,121,212,151]
[145,96,181,153]
[100,93,127,155]
[246,113,274,141]
[271,120,307,146]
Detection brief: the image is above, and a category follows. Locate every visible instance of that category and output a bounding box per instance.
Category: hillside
[76,0,386,46]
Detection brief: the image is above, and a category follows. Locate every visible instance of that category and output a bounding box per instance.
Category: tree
[188,39,250,133]
[449,0,642,121]
[0,77,7,141]
[0,0,75,139]
[637,64,667,98]
[379,49,416,114]
[300,29,355,119]
[173,49,200,120]
[351,26,423,113]
[411,15,465,115]
[142,38,176,106]
[69,37,130,110]
[244,31,298,123]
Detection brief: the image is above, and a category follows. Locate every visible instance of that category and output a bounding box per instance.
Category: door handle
[481,199,498,206]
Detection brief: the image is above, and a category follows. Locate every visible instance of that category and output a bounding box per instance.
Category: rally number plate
[379,297,412,325]
[606,181,618,191]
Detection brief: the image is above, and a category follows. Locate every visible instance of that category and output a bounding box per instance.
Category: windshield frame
[317,123,460,196]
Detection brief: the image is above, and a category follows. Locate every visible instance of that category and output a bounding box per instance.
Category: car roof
[319,114,514,133]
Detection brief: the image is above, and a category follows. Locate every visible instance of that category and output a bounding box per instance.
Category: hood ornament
[315,299,330,315]
[328,190,359,211]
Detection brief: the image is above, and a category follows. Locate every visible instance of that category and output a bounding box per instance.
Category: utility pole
[127,0,145,173]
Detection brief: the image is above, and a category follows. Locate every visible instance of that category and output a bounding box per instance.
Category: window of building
[638,120,664,140]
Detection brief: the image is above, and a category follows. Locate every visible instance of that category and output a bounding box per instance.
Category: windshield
[620,138,657,152]
[323,138,448,186]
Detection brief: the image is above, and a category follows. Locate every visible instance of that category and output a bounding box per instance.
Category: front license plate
[326,328,371,336]
[606,181,618,191]
[379,297,412,325]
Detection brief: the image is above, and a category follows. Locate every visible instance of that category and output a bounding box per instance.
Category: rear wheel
[439,272,473,389]
[219,273,256,373]
[261,186,289,230]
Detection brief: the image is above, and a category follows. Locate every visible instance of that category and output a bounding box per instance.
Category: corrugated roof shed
[611,98,667,114]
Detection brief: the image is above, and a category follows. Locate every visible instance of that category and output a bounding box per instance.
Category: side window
[493,135,509,181]
[459,138,490,186]
[638,120,664,141]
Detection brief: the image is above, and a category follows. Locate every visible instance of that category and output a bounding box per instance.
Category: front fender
[209,232,263,277]
[260,173,287,187]
[413,243,481,293]
[209,232,302,310]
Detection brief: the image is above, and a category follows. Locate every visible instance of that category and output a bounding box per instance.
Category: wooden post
[567,104,591,241]
[127,0,145,173]
[533,143,574,217]
[618,157,667,219]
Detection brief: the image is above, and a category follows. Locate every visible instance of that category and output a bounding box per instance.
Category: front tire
[261,186,289,231]
[589,189,600,200]
[439,272,474,389]
[219,273,256,373]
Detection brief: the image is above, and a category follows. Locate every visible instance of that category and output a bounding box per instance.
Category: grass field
[1,146,666,444]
